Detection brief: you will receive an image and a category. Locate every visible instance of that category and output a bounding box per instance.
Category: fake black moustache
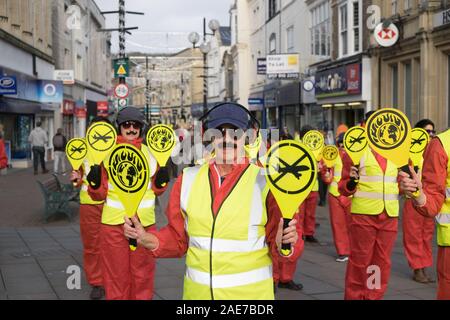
[125,131,138,135]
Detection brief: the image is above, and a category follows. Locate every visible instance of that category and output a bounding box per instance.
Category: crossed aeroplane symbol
[69,144,86,157]
[272,154,310,184]
[91,129,114,146]
[348,132,366,150]
[411,131,427,150]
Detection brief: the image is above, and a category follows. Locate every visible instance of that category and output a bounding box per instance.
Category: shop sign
[0,76,17,95]
[433,8,450,28]
[37,80,63,103]
[315,63,361,98]
[97,101,109,117]
[62,99,75,115]
[257,58,267,75]
[266,54,300,80]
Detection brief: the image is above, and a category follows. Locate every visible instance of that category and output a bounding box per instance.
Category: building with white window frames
[308,0,371,133]
[369,0,450,132]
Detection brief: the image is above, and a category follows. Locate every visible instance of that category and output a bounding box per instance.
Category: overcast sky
[94,0,233,54]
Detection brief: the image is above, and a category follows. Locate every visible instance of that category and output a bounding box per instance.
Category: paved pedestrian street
[0,167,438,300]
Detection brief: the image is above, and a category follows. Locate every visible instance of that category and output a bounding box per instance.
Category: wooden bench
[36,175,79,222]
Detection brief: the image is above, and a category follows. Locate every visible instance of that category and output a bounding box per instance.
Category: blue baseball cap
[206,103,251,129]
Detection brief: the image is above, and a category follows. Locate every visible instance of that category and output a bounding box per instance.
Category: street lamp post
[188,18,220,115]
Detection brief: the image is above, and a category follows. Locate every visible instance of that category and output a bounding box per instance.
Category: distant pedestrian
[0,131,8,173]
[52,128,67,175]
[28,121,48,175]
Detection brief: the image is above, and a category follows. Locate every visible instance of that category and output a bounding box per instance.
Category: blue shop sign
[0,76,17,95]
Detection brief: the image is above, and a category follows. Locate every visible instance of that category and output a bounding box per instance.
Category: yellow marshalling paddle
[264,140,317,256]
[105,144,150,251]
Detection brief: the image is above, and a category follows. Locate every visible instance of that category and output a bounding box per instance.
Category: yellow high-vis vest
[434,129,450,246]
[328,153,343,197]
[80,159,104,205]
[101,144,158,227]
[351,148,399,217]
[180,164,274,300]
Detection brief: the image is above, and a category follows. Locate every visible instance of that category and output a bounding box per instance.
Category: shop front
[248,93,265,129]
[313,54,370,133]
[277,82,301,136]
[263,81,281,129]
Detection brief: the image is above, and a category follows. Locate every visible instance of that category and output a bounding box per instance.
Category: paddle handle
[281,218,292,256]
[129,223,138,251]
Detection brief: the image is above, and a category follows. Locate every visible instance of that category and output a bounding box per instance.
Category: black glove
[347,177,358,191]
[87,165,102,190]
[154,167,170,189]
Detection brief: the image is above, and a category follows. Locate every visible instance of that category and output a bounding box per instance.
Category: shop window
[269,33,276,54]
[269,0,278,20]
[353,1,361,53]
[287,26,294,53]
[310,1,331,57]
[339,4,348,57]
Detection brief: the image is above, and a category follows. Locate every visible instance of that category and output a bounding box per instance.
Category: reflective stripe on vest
[436,130,450,246]
[80,160,104,205]
[186,265,272,289]
[350,149,400,217]
[180,164,273,300]
[101,144,156,227]
[328,153,343,197]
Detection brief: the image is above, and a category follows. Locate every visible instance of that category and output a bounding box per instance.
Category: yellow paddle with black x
[264,140,317,256]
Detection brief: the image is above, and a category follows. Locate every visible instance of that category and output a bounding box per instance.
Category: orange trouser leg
[437,247,450,300]
[402,200,435,270]
[328,194,351,256]
[303,192,319,236]
[345,215,397,300]
[101,224,156,300]
[278,212,304,282]
[79,204,103,286]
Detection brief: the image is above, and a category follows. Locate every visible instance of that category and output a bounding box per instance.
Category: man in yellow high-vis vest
[87,107,169,300]
[124,103,301,300]
[400,128,450,299]
[70,116,109,300]
[338,112,402,300]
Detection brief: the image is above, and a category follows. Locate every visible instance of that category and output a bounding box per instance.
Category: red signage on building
[346,64,361,95]
[62,99,75,115]
[97,101,109,117]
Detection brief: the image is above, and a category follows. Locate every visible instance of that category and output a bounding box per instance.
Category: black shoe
[278,281,303,291]
[305,235,319,243]
[89,286,105,300]
[315,223,321,227]
[42,169,49,174]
